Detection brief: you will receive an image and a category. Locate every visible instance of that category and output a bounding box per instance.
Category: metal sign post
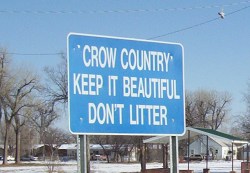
[79,135,89,173]
[77,135,80,173]
[170,136,178,173]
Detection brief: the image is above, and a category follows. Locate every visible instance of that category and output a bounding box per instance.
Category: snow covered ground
[0,160,245,173]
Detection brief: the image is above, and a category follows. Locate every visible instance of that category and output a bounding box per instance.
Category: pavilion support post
[232,142,234,172]
[206,135,209,169]
[243,145,245,162]
[247,144,249,168]
[203,135,210,173]
[187,130,190,171]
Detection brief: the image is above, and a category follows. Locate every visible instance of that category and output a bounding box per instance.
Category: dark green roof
[195,127,244,141]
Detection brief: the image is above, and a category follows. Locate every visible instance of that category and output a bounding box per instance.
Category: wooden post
[140,137,146,171]
[162,144,169,169]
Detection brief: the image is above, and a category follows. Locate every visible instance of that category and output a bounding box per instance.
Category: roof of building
[59,144,77,150]
[90,144,112,150]
[57,144,113,150]
[144,127,249,145]
[195,127,244,142]
[32,144,58,149]
[33,144,45,149]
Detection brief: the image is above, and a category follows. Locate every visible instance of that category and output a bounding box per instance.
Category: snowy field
[0,160,245,173]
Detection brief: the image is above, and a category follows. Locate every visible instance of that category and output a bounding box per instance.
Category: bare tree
[90,135,140,163]
[195,90,211,128]
[44,127,76,146]
[110,136,139,163]
[13,106,37,163]
[36,53,69,160]
[0,49,11,122]
[237,80,250,139]
[207,91,231,130]
[237,114,250,139]
[0,121,15,156]
[43,53,68,108]
[0,120,4,142]
[1,67,38,164]
[20,121,38,156]
[0,51,17,164]
[185,91,198,127]
[244,80,250,113]
[30,101,59,160]
[0,50,66,165]
[31,101,58,142]
[91,135,111,163]
[110,136,129,162]
[185,89,231,130]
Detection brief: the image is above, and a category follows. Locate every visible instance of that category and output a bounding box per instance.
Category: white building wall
[243,152,250,160]
[188,136,237,160]
[67,149,77,157]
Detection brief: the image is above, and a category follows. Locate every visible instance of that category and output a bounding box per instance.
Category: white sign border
[67,32,186,136]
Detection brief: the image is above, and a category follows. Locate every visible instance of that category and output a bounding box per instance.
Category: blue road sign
[67,33,185,135]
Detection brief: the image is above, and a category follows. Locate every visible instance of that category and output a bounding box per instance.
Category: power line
[226,3,250,15]
[1,3,250,56]
[148,4,250,39]
[148,17,220,39]
[0,1,250,15]
[0,52,62,56]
